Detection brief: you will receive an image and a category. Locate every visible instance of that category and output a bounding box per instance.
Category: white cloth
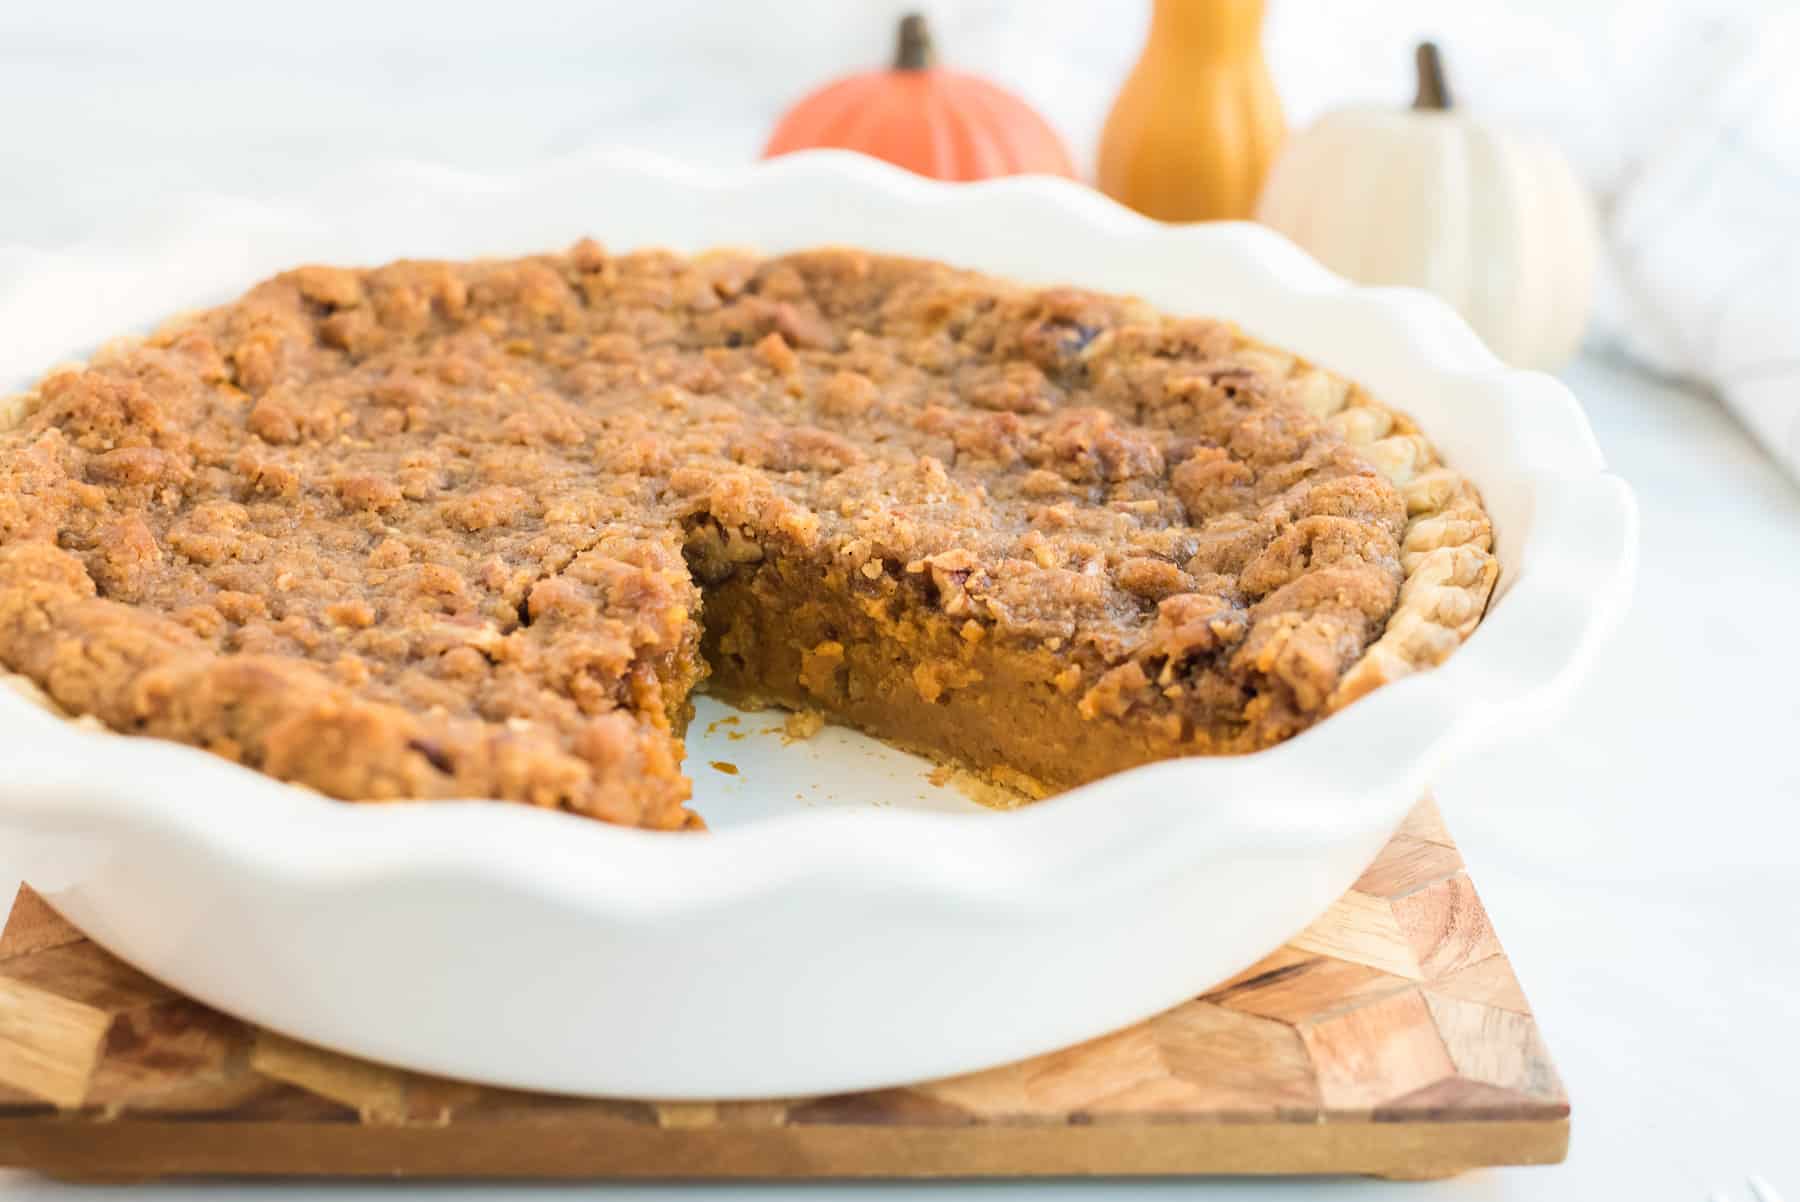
[1606,7,1800,478]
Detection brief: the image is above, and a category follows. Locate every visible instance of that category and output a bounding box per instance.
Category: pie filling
[0,243,1497,830]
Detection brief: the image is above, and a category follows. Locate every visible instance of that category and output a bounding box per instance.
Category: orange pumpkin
[763,13,1076,181]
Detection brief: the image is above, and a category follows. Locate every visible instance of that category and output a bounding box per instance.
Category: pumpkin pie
[0,244,1497,829]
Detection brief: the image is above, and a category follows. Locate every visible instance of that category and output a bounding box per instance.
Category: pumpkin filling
[0,243,1495,829]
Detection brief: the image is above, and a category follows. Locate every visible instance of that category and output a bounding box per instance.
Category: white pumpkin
[1256,44,1598,371]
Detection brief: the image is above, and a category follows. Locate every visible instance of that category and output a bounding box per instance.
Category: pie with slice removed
[0,244,1497,829]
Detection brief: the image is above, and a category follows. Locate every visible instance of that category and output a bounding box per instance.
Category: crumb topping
[0,243,1494,827]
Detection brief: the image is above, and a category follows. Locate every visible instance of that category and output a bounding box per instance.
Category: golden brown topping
[0,244,1493,827]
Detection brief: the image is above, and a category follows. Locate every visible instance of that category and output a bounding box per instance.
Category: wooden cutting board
[0,797,1566,1182]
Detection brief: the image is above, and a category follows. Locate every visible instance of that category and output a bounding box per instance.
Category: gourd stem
[1413,42,1451,110]
[894,13,937,71]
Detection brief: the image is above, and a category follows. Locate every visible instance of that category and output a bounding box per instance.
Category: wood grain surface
[0,797,1567,1182]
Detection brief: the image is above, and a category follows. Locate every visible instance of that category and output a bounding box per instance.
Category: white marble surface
[2,3,1798,1198]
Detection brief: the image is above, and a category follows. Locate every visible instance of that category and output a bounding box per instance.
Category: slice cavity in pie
[0,244,1497,829]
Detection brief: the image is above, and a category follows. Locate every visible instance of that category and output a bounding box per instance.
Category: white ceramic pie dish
[0,150,1636,1100]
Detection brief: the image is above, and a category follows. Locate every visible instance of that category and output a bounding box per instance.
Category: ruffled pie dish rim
[0,151,1637,1097]
[0,143,1636,927]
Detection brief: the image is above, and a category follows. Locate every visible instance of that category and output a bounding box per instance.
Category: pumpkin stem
[894,13,937,71]
[1413,42,1452,110]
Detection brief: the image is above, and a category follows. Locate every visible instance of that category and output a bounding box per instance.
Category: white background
[2,2,1798,1199]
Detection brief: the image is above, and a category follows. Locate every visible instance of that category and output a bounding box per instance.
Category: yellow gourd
[1098,0,1285,222]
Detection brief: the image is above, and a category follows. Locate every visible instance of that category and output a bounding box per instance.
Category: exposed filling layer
[692,536,1175,797]
[0,243,1457,829]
